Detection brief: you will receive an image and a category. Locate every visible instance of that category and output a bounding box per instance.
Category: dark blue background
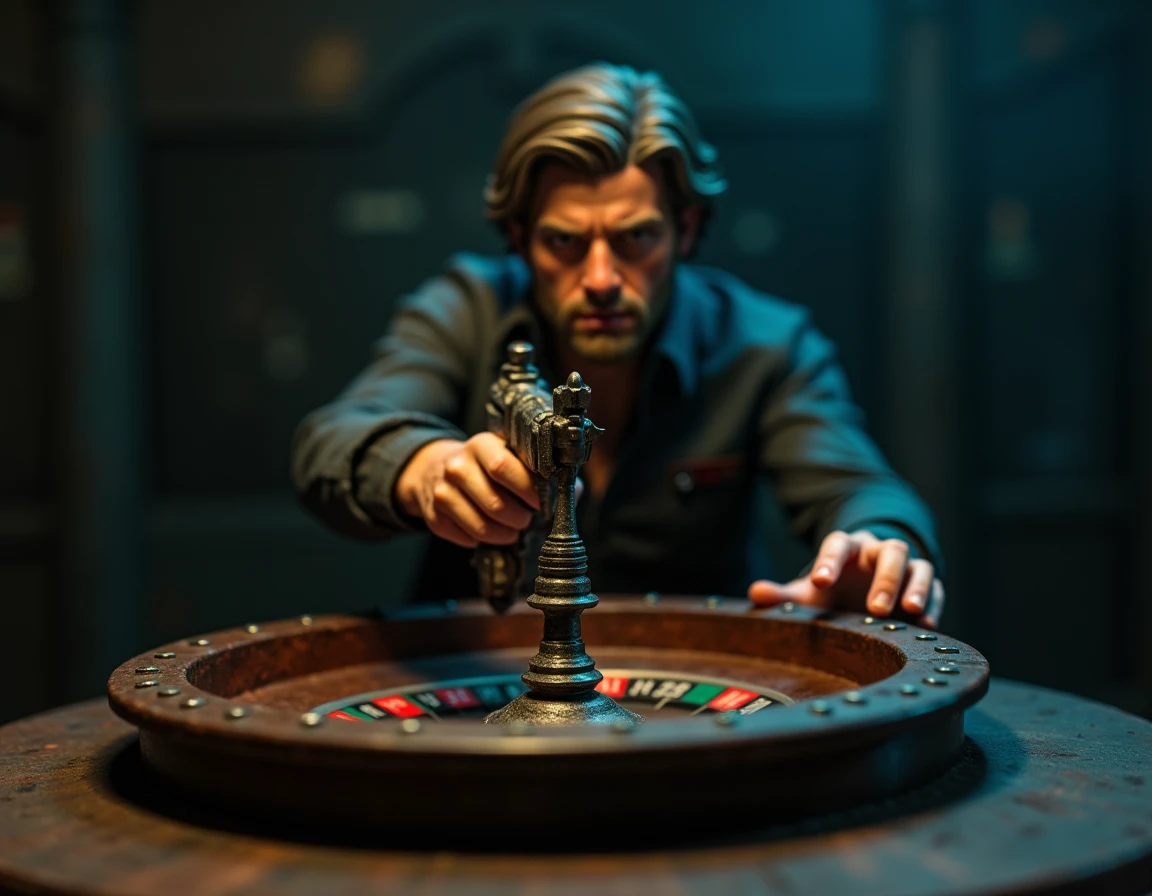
[0,0,1148,724]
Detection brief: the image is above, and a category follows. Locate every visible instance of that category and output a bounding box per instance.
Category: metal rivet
[714,711,738,727]
[225,707,249,720]
[934,665,960,674]
[611,719,635,734]
[189,639,210,647]
[154,652,176,659]
[135,666,160,674]
[299,615,314,626]
[883,623,907,631]
[180,697,206,709]
[300,712,323,727]
[135,679,158,689]
[706,595,722,609]
[916,634,938,641]
[900,684,920,696]
[843,691,867,705]
[810,700,832,715]
[157,687,181,698]
[399,718,422,734]
[780,601,796,613]
[862,616,877,624]
[935,646,960,654]
[923,677,948,687]
[243,624,260,634]
[673,471,694,493]
[508,721,532,736]
[643,592,660,606]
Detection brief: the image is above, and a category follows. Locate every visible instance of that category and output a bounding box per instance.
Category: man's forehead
[529,161,670,225]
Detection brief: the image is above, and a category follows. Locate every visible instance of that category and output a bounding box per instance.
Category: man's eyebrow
[535,218,588,235]
[608,214,666,232]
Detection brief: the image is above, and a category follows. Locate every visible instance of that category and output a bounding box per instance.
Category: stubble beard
[535,269,675,365]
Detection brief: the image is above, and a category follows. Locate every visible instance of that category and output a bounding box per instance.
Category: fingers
[810,530,861,588]
[469,433,541,510]
[747,578,803,606]
[920,578,945,629]
[427,480,522,545]
[443,448,535,531]
[899,559,934,615]
[761,528,945,630]
[864,539,909,616]
[747,577,832,609]
[426,514,481,549]
[412,433,546,547]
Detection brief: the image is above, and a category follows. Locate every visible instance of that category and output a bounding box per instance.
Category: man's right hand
[393,433,541,548]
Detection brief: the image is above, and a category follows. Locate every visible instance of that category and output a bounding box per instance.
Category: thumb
[748,577,811,606]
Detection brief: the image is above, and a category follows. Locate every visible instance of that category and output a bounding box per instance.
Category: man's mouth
[572,311,637,333]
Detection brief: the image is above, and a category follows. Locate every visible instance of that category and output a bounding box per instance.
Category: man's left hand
[746,530,944,629]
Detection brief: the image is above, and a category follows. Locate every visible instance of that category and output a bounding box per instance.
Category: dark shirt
[291,253,941,602]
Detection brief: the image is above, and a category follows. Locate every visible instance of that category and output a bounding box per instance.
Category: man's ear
[677,205,703,257]
[507,219,527,258]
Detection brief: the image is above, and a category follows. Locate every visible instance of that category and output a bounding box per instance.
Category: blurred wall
[0,0,1149,723]
[0,0,49,723]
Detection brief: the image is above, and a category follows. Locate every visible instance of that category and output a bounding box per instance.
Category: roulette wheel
[1,347,1150,894]
[100,596,990,834]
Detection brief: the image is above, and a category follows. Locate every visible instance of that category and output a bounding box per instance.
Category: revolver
[473,341,601,612]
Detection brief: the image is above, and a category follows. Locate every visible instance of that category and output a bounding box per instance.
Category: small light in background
[1023,19,1066,63]
[985,196,1038,282]
[732,209,780,257]
[339,189,426,235]
[0,203,32,302]
[260,308,310,384]
[300,33,366,108]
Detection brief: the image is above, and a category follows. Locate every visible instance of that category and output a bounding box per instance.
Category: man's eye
[612,226,660,257]
[542,232,583,256]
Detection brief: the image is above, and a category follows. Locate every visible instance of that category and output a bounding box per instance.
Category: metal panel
[0,0,44,105]
[973,60,1121,483]
[0,120,44,497]
[960,18,1143,709]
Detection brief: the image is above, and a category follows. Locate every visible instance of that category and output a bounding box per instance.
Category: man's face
[514,161,691,364]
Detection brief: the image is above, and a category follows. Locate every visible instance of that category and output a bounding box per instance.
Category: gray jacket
[291,253,941,601]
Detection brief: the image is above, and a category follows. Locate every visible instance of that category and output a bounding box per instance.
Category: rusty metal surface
[100,600,988,830]
[106,599,987,758]
[1,679,1150,895]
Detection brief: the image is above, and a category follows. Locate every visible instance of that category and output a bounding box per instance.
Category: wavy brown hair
[484,63,726,245]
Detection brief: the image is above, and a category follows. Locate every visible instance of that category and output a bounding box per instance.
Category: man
[292,63,945,627]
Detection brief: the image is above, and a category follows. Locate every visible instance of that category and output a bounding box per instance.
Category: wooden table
[1,678,1150,895]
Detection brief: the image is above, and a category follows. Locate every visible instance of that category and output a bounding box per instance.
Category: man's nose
[581,239,622,306]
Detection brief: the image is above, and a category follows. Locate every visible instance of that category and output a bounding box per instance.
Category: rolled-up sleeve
[758,311,943,573]
[290,271,481,540]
